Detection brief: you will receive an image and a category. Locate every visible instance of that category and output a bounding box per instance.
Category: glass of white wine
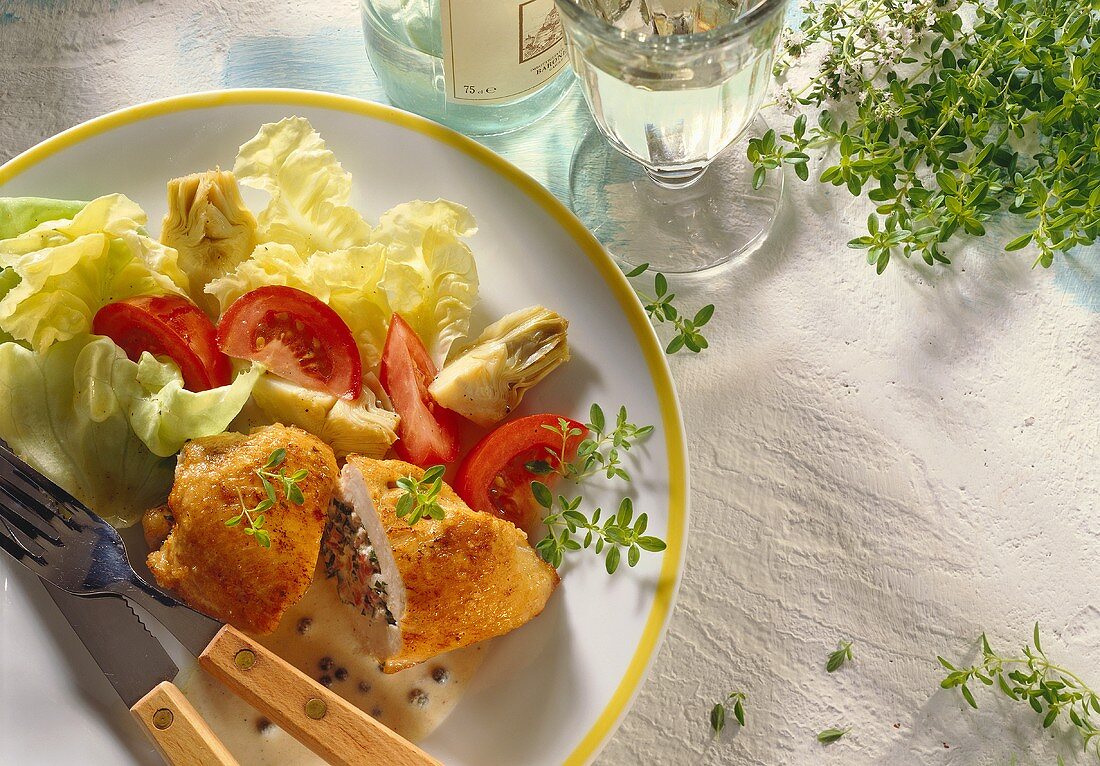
[556,0,790,273]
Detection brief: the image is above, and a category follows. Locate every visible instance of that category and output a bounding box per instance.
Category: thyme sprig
[531,490,666,573]
[225,448,309,548]
[827,639,855,672]
[938,624,1100,758]
[229,489,272,548]
[710,691,748,735]
[528,404,654,483]
[526,404,666,573]
[395,465,447,526]
[624,263,714,354]
[752,0,1100,272]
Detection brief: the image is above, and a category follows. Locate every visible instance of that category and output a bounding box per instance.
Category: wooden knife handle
[199,625,442,766]
[131,680,241,766]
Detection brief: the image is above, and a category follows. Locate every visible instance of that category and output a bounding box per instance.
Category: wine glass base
[567,115,784,274]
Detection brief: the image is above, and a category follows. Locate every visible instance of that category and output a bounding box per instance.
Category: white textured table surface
[2,2,1098,765]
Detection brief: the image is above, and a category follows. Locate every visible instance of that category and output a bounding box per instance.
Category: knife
[40,579,241,766]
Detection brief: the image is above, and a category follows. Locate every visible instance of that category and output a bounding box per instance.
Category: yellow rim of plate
[0,89,689,766]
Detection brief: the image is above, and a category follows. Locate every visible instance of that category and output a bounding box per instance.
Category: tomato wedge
[216,285,362,399]
[93,294,230,391]
[380,313,460,467]
[456,413,586,529]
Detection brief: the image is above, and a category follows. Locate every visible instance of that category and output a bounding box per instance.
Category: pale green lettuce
[0,194,189,351]
[0,336,174,528]
[232,116,371,254]
[0,197,86,239]
[224,118,479,366]
[206,202,479,367]
[0,334,261,527]
[0,197,86,344]
[372,199,478,365]
[129,354,263,458]
[0,270,19,345]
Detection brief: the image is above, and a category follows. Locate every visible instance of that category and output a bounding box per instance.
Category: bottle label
[440,0,568,104]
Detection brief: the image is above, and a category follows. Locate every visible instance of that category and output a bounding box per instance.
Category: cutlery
[41,580,241,765]
[0,442,442,766]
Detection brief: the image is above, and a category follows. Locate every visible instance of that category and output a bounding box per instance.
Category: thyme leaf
[225,447,309,548]
[395,464,447,526]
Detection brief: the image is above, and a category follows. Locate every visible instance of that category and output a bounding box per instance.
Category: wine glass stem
[643,164,708,190]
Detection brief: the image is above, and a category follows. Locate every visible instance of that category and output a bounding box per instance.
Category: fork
[0,443,442,766]
[0,444,225,651]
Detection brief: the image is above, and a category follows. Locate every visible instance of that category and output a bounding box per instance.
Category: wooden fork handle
[199,624,442,766]
[131,680,241,766]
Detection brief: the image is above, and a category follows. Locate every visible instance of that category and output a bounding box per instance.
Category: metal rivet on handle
[305,698,327,720]
[152,708,174,730]
[234,648,256,671]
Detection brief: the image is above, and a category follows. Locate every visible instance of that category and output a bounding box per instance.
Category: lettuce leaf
[0,197,86,239]
[206,242,391,363]
[0,197,87,344]
[0,334,261,527]
[372,200,478,365]
[226,118,479,366]
[0,270,19,346]
[0,336,173,528]
[129,354,263,458]
[207,200,478,367]
[0,194,189,352]
[233,117,371,254]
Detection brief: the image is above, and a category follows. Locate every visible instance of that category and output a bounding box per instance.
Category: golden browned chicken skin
[144,424,338,634]
[330,456,559,672]
[142,504,173,551]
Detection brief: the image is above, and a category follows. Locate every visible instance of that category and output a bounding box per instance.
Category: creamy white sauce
[182,572,485,764]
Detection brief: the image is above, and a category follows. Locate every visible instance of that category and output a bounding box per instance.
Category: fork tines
[0,517,46,565]
[0,444,85,565]
[0,443,87,519]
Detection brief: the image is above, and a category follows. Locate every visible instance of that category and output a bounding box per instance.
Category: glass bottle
[361,0,574,135]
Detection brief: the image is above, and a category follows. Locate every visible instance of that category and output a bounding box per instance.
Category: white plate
[0,90,688,766]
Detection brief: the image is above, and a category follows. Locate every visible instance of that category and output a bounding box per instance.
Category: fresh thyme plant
[817,727,851,744]
[526,405,655,483]
[624,263,714,354]
[711,691,748,735]
[826,639,855,672]
[532,491,666,573]
[751,0,1100,272]
[938,624,1100,758]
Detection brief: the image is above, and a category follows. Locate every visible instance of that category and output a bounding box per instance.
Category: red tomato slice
[93,294,231,392]
[216,285,362,399]
[456,413,587,529]
[380,313,460,467]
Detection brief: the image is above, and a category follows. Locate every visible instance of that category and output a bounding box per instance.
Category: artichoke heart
[251,374,399,459]
[429,306,569,427]
[161,169,258,317]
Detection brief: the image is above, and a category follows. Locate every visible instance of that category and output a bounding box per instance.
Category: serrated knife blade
[41,579,178,708]
[37,578,241,765]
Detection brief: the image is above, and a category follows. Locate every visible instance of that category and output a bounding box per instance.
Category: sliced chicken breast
[323,456,559,673]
